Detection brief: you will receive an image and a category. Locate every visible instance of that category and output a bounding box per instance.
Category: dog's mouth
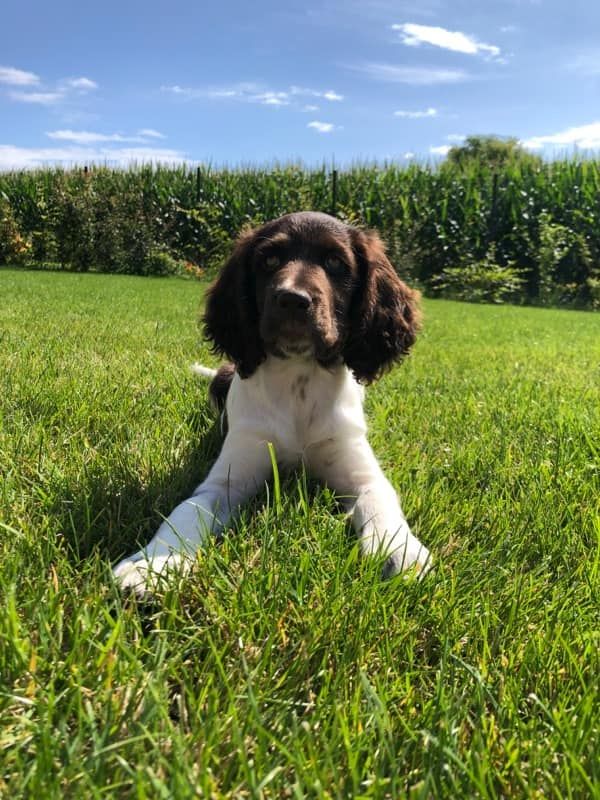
[261,320,344,363]
[262,325,315,358]
[275,337,314,358]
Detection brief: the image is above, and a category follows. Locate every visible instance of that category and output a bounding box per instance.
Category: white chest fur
[226,356,367,466]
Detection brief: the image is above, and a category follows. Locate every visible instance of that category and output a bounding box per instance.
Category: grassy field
[0,267,598,798]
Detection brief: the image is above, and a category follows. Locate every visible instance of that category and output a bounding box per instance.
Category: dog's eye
[325,254,345,272]
[264,254,280,269]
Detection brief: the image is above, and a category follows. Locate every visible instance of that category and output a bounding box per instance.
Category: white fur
[113,357,431,594]
[190,363,217,379]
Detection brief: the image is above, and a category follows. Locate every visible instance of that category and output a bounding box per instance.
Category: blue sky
[2,0,600,169]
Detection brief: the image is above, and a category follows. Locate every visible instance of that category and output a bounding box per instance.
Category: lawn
[0,268,598,798]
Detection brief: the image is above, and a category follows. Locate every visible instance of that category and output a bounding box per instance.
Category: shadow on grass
[48,410,226,565]
[48,408,338,568]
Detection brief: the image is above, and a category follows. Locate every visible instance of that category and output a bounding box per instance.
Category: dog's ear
[344,229,421,384]
[203,227,265,378]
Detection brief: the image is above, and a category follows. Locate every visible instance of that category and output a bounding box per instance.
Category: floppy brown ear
[344,229,421,384]
[203,228,265,378]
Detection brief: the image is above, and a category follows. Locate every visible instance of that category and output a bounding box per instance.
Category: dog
[114,211,431,594]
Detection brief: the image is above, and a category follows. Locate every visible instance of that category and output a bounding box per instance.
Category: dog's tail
[191,362,236,412]
[190,363,217,380]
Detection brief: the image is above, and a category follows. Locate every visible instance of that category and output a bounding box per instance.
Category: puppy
[114,212,431,594]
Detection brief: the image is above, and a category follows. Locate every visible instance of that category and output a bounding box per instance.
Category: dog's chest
[227,359,366,462]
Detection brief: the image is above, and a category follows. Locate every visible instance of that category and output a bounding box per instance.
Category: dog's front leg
[309,437,431,577]
[113,433,273,595]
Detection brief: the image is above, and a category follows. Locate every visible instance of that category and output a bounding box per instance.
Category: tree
[446,135,541,170]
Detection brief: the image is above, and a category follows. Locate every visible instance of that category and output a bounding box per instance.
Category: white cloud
[163,84,273,103]
[1,69,99,107]
[521,121,600,151]
[446,133,466,143]
[163,83,343,108]
[0,144,187,170]
[163,84,195,97]
[404,152,415,159]
[64,77,98,91]
[393,23,501,58]
[301,104,319,112]
[429,145,451,156]
[567,52,600,77]
[0,66,40,86]
[307,121,336,134]
[358,63,468,84]
[47,130,142,144]
[206,89,242,98]
[290,86,344,102]
[9,91,64,105]
[253,91,290,106]
[47,129,168,145]
[138,129,165,139]
[394,107,437,119]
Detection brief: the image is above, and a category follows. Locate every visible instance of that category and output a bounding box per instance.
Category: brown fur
[203,212,421,384]
[208,363,236,411]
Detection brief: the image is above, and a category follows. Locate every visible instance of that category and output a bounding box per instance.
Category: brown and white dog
[114,212,431,594]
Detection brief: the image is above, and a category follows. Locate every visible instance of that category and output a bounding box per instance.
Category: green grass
[1,268,598,798]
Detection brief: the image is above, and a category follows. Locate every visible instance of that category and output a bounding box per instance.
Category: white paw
[382,540,433,580]
[113,551,190,597]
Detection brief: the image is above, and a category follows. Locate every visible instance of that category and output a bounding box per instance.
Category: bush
[536,210,599,307]
[141,248,180,276]
[435,246,526,304]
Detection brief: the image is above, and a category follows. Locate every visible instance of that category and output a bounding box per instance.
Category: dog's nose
[275,288,311,312]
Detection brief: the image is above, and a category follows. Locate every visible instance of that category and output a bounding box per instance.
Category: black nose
[275,288,311,312]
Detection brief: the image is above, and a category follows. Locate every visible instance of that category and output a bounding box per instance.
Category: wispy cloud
[253,91,290,106]
[356,63,469,84]
[394,107,437,119]
[162,83,344,108]
[138,129,165,139]
[64,77,98,91]
[521,121,600,151]
[0,66,40,86]
[9,91,65,105]
[290,86,344,102]
[429,134,465,155]
[567,52,600,77]
[4,69,99,105]
[0,144,186,170]
[393,23,501,58]
[307,121,337,134]
[46,129,164,145]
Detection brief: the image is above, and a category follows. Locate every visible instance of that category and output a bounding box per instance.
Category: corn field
[1,161,600,307]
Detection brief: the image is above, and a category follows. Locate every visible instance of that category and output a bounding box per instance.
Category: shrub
[141,248,180,276]
[536,210,599,307]
[435,246,526,304]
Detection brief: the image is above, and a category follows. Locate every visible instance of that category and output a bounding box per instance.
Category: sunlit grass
[0,268,598,798]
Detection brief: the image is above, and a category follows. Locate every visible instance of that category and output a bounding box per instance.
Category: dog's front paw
[112,552,189,597]
[382,539,433,580]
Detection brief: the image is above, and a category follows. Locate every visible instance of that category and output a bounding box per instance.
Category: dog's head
[203,211,421,383]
